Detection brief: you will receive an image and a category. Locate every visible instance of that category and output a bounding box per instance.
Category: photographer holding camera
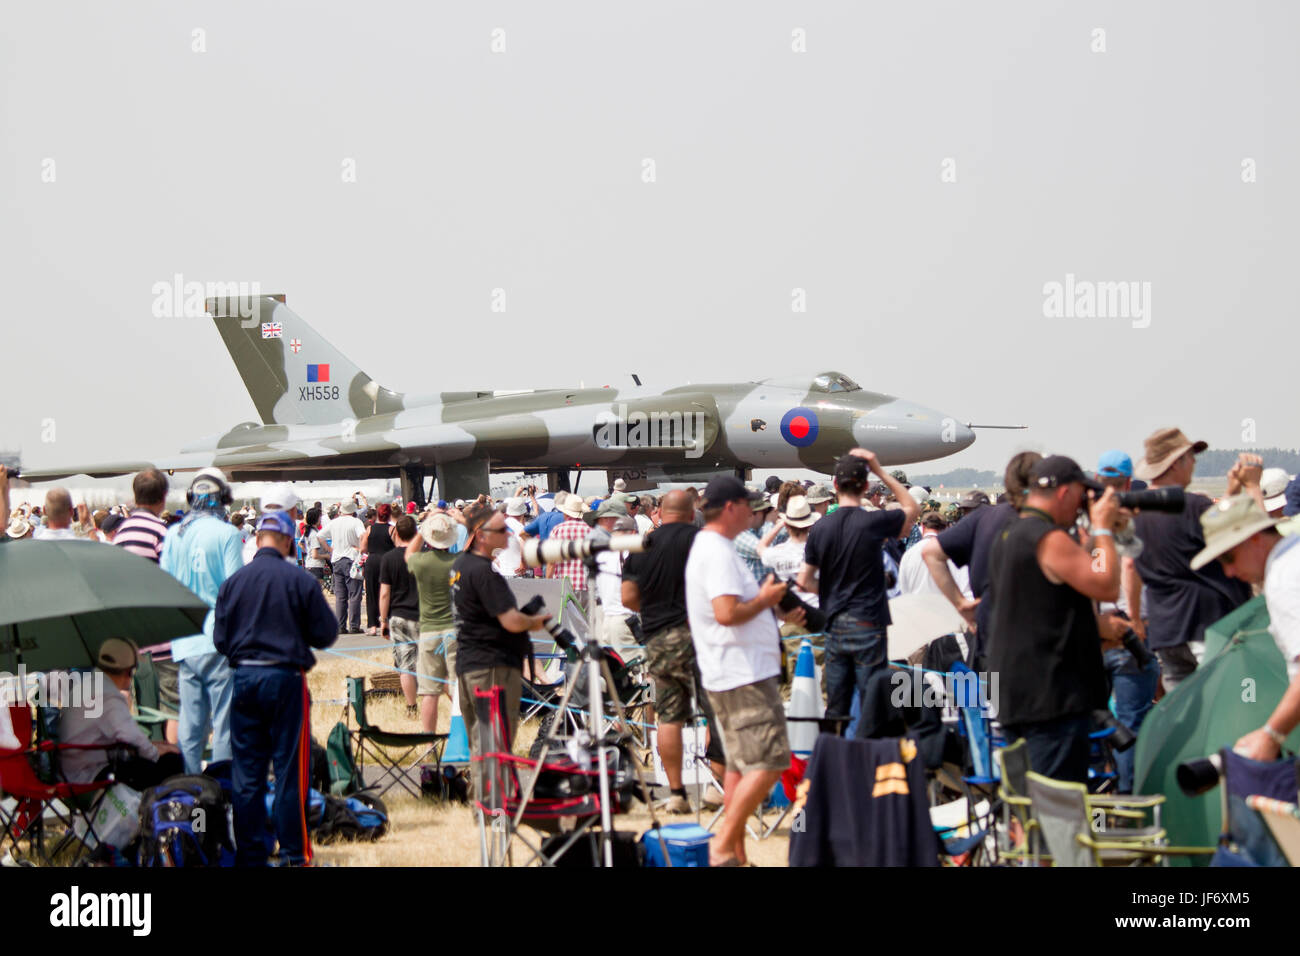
[985,456,1120,783]
[1130,429,1253,692]
[451,502,552,768]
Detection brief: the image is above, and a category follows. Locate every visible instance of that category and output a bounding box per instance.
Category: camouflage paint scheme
[22,296,975,500]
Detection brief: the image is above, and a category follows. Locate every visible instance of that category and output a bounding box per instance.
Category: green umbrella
[1132,596,1300,864]
[0,540,209,673]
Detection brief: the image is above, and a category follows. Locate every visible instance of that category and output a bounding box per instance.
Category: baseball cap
[97,637,139,672]
[406,501,418,514]
[702,475,765,509]
[1096,450,1133,479]
[1030,455,1104,492]
[101,513,125,535]
[959,490,991,510]
[833,455,868,486]
[1260,467,1290,513]
[261,483,300,511]
[256,511,296,537]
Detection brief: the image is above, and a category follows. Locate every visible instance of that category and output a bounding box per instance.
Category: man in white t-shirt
[321,499,365,633]
[494,498,528,577]
[897,511,972,598]
[1190,492,1300,761]
[686,475,804,867]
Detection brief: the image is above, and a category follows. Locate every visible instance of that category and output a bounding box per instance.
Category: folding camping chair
[344,676,447,798]
[0,703,120,865]
[1245,797,1300,865]
[474,685,638,867]
[1025,771,1213,866]
[134,652,178,743]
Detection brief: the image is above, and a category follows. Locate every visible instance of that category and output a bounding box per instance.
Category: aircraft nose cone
[852,401,975,463]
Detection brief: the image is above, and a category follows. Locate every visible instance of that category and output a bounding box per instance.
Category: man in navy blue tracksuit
[214,510,338,866]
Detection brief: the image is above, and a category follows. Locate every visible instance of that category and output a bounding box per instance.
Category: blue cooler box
[641,823,712,867]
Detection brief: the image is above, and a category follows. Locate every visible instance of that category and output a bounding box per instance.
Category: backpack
[138,775,232,867]
[325,721,362,795]
[312,791,389,843]
[421,764,470,804]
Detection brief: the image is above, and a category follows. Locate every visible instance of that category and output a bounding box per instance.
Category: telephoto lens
[521,530,650,568]
[1092,709,1136,751]
[519,594,576,650]
[1115,486,1185,514]
[777,586,826,634]
[1176,754,1224,797]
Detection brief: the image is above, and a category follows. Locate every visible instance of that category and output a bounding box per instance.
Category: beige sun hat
[6,516,32,539]
[559,494,586,519]
[783,495,821,529]
[420,513,459,549]
[1134,427,1208,481]
[1189,494,1282,571]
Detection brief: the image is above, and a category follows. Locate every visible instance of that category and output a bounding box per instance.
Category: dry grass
[307,646,793,867]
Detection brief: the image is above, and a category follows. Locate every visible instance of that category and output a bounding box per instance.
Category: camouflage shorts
[643,624,698,725]
[707,677,791,775]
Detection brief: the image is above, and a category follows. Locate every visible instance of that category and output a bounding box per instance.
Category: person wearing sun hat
[406,512,461,733]
[1189,492,1300,761]
[1129,428,1253,692]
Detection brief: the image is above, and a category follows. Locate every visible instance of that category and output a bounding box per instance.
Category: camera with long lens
[1115,486,1185,514]
[1176,753,1224,797]
[1092,709,1136,751]
[521,530,651,569]
[519,594,578,651]
[1121,627,1155,669]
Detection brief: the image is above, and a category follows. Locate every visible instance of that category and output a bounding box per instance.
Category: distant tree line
[909,448,1298,488]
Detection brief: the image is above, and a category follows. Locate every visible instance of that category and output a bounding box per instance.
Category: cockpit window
[811,372,861,393]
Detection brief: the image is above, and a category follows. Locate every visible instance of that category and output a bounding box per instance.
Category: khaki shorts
[417,629,457,697]
[390,617,420,673]
[458,666,523,756]
[600,615,638,655]
[643,624,698,725]
[707,676,791,775]
[154,657,181,713]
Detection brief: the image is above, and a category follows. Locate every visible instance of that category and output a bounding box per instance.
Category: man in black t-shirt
[622,489,720,812]
[798,450,918,722]
[378,515,423,711]
[923,452,1042,669]
[1131,429,1252,692]
[451,502,551,763]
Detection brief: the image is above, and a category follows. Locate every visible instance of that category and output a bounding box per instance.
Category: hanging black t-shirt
[935,502,1017,661]
[1132,492,1251,650]
[804,507,906,626]
[622,522,699,637]
[378,547,420,622]
[450,551,527,671]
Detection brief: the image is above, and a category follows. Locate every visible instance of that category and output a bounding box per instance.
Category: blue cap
[436,500,448,510]
[256,511,295,537]
[1096,449,1133,479]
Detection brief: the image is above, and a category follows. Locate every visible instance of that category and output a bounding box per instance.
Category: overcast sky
[3,1,1297,488]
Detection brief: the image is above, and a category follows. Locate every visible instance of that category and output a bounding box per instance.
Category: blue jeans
[177,652,234,774]
[1104,646,1160,793]
[332,558,362,632]
[230,666,311,867]
[824,615,887,724]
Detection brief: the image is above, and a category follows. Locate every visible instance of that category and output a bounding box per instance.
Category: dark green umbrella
[1132,597,1300,864]
[0,539,209,672]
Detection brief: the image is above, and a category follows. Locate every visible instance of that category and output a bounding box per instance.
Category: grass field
[306,645,792,867]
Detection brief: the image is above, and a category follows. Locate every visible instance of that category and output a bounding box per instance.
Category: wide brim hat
[1134,427,1208,481]
[420,513,458,549]
[583,498,629,526]
[1189,494,1281,571]
[558,495,586,519]
[783,496,820,529]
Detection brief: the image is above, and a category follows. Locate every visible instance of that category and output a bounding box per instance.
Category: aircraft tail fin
[206,295,404,426]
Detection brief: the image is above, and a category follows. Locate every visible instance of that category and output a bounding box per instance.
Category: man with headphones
[160,467,245,774]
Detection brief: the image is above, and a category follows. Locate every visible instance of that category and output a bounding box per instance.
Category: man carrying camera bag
[986,456,1120,783]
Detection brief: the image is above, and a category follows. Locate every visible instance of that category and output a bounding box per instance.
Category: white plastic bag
[84,783,142,850]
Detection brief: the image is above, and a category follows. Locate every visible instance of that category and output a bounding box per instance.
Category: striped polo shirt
[114,508,167,562]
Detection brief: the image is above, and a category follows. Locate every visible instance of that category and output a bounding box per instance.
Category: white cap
[1262,468,1291,513]
[260,483,300,512]
[908,486,930,505]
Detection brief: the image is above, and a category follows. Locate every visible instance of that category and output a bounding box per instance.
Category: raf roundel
[780,407,820,448]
